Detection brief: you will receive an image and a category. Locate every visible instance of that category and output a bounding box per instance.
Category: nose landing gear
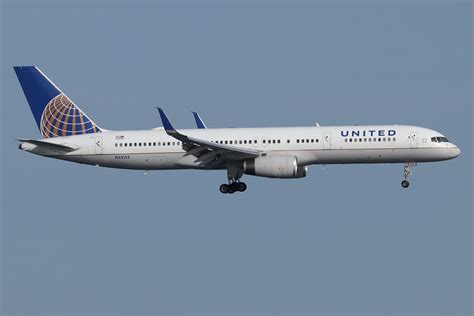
[401,162,416,189]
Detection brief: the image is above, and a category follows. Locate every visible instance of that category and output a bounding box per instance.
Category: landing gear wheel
[219,184,229,194]
[238,182,247,192]
[227,185,236,194]
[401,180,410,188]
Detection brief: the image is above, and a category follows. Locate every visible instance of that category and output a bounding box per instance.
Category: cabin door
[323,131,331,150]
[95,136,104,154]
[410,131,418,149]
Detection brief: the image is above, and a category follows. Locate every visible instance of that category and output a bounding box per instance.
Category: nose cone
[453,146,461,157]
[448,145,461,159]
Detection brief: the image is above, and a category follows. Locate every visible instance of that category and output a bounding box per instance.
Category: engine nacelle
[243,155,307,179]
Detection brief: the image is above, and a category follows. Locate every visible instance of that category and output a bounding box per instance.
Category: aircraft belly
[52,147,449,170]
[313,148,449,164]
[60,153,188,170]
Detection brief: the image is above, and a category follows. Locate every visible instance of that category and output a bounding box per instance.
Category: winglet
[156,107,175,131]
[192,111,207,129]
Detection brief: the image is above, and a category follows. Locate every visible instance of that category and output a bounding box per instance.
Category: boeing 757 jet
[14,66,461,193]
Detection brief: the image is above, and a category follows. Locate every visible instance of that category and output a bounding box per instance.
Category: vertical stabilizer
[14,66,102,138]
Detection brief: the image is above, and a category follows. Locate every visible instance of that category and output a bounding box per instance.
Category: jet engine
[243,155,307,178]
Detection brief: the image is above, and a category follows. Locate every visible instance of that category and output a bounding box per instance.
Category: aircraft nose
[453,146,461,157]
[449,146,461,159]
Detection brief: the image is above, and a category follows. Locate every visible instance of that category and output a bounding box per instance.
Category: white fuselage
[21,125,461,171]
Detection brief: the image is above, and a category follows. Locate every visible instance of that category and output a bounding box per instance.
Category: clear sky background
[1,1,472,315]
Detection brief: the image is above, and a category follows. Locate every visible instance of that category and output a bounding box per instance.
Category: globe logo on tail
[40,94,101,138]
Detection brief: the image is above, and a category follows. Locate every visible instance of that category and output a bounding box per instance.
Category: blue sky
[1,1,472,315]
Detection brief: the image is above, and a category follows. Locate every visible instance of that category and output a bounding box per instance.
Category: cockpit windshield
[431,136,449,143]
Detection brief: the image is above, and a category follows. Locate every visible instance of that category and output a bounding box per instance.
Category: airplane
[14,66,461,194]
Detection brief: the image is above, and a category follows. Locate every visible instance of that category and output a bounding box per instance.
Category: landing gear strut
[220,161,247,194]
[401,162,416,189]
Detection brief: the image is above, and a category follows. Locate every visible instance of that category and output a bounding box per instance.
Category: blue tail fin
[14,66,102,138]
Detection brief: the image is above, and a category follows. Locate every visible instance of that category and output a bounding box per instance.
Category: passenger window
[350,139,353,142]
[378,138,381,142]
[153,142,156,146]
[115,143,118,147]
[354,139,357,142]
[139,143,142,146]
[278,140,281,144]
[316,139,319,143]
[134,143,137,146]
[364,138,367,142]
[124,143,128,147]
[119,143,123,147]
[345,139,348,142]
[143,143,147,147]
[287,139,290,143]
[383,138,386,142]
[167,142,171,146]
[296,139,300,143]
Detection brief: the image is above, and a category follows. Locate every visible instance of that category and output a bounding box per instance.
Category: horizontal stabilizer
[17,138,78,153]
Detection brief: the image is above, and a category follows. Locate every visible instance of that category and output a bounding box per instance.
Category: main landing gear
[401,162,416,189]
[220,161,247,194]
[219,181,247,194]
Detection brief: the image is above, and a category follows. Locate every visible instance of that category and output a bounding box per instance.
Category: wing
[157,108,261,167]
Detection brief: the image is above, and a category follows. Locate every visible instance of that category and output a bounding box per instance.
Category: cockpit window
[432,136,449,143]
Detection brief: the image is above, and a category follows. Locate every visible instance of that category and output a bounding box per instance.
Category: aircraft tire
[220,184,229,194]
[401,180,410,188]
[238,182,247,192]
[228,183,237,194]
